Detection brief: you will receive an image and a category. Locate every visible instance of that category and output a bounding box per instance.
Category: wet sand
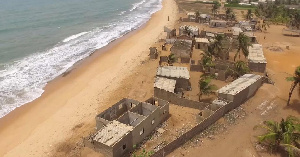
[0,0,178,156]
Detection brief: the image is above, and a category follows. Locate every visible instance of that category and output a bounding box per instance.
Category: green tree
[168,53,176,65]
[226,8,233,20]
[234,33,251,61]
[289,11,300,29]
[231,61,250,78]
[246,9,253,20]
[261,20,270,31]
[201,46,214,71]
[212,1,221,17]
[230,12,236,22]
[132,149,154,157]
[183,26,192,36]
[212,34,225,59]
[195,10,200,21]
[198,76,217,101]
[255,116,300,157]
[286,66,300,105]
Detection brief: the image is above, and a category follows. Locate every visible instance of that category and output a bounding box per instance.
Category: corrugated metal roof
[157,66,190,79]
[217,74,262,95]
[154,77,176,93]
[195,38,209,43]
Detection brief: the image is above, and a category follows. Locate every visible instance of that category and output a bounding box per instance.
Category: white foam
[0,0,163,118]
[119,11,126,15]
[130,0,146,11]
[62,32,88,43]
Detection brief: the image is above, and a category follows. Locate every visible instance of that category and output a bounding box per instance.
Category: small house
[247,44,267,73]
[149,47,158,59]
[156,66,191,90]
[195,38,209,50]
[209,20,227,28]
[170,40,193,63]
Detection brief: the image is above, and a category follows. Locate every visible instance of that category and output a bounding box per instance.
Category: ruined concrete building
[248,44,267,73]
[214,74,263,112]
[89,98,169,157]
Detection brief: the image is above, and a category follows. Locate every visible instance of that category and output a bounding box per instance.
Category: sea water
[0,0,162,118]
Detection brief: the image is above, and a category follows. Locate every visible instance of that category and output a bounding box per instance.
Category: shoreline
[0,0,178,156]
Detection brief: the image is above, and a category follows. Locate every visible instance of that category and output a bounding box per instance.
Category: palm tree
[183,26,192,36]
[201,48,214,71]
[212,34,224,59]
[286,66,300,105]
[246,9,253,20]
[226,8,233,20]
[234,33,251,61]
[289,11,300,29]
[168,53,176,65]
[198,76,217,101]
[230,12,236,22]
[255,116,300,157]
[195,11,200,22]
[261,20,270,31]
[231,61,250,79]
[211,2,220,17]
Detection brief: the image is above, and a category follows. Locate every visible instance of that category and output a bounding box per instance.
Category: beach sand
[0,0,178,156]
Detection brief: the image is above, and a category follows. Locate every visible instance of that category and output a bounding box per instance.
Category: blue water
[0,0,162,118]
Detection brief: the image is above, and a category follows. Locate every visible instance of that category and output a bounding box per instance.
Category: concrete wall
[130,104,166,145]
[112,132,133,157]
[190,60,203,72]
[154,88,209,110]
[151,105,226,157]
[195,42,208,51]
[95,98,140,130]
[248,62,266,73]
[180,57,191,64]
[91,140,114,157]
[151,77,264,157]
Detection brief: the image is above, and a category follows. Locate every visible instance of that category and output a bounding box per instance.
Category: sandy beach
[0,0,178,156]
[1,0,299,156]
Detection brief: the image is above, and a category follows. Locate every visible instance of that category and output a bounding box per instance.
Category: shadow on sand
[284,99,300,114]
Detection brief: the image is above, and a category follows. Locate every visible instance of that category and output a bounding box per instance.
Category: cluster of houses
[84,10,268,157]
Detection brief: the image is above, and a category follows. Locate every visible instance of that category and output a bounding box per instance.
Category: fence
[151,105,226,157]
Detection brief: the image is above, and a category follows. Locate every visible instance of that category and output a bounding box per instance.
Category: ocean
[0,0,162,118]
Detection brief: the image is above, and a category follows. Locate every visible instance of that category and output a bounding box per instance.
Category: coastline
[0,0,178,156]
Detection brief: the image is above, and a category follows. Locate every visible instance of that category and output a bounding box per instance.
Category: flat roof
[210,20,227,23]
[187,12,195,16]
[232,27,243,36]
[157,66,190,79]
[217,74,262,95]
[93,120,133,147]
[248,44,267,63]
[154,77,176,93]
[206,32,215,37]
[195,38,209,43]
